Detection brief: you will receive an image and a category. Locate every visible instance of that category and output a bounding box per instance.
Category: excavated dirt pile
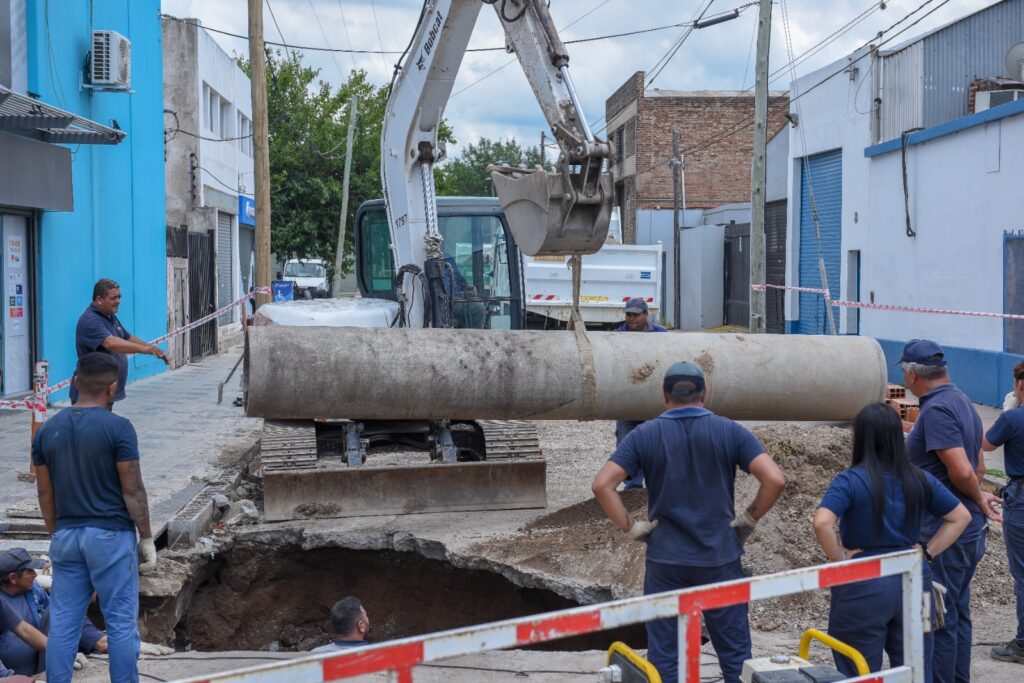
[474,423,1014,632]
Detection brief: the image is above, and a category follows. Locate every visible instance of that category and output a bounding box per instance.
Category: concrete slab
[0,348,262,546]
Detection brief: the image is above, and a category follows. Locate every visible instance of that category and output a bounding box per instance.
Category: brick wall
[605,71,644,122]
[633,93,789,209]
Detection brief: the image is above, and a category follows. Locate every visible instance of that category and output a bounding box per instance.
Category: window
[238,114,252,156]
[284,261,326,278]
[205,84,219,133]
[220,98,232,139]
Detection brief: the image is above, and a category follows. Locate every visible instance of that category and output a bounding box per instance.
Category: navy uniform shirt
[0,583,104,676]
[819,467,960,556]
[985,407,1024,478]
[31,407,140,532]
[906,383,985,541]
[72,304,132,403]
[613,321,668,332]
[610,406,765,566]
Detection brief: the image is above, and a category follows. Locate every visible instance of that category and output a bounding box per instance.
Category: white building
[163,17,255,363]
[773,0,1024,405]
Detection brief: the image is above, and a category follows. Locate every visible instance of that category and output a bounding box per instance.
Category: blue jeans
[930,531,986,683]
[616,420,645,488]
[48,527,140,683]
[644,559,750,683]
[1005,480,1024,645]
[828,564,934,681]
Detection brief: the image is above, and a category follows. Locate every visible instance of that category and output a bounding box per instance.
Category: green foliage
[435,137,548,197]
[238,51,453,276]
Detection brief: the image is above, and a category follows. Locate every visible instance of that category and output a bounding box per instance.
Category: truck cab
[355,197,526,329]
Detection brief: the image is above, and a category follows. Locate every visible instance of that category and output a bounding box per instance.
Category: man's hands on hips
[731,510,758,545]
[626,519,658,542]
[139,537,158,575]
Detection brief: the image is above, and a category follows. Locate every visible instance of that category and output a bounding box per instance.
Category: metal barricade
[173,549,925,683]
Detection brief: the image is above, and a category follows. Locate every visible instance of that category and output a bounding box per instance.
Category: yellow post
[798,628,870,676]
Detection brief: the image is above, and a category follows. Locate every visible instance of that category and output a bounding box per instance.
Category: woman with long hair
[813,402,970,680]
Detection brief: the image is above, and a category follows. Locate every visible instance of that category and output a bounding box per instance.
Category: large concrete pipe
[246,326,886,422]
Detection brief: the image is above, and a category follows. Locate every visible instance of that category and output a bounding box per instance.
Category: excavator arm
[381,0,613,328]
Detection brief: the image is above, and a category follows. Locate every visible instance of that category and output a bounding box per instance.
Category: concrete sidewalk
[0,349,261,549]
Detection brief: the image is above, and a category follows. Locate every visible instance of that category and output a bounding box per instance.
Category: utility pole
[248,0,272,306]
[333,94,359,297]
[540,130,546,168]
[749,0,772,333]
[672,129,682,329]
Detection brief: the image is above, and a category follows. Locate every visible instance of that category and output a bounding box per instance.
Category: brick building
[604,71,788,242]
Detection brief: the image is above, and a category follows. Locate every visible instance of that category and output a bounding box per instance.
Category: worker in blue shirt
[612,298,668,490]
[71,278,167,407]
[901,339,1003,683]
[592,361,786,683]
[814,403,970,680]
[983,359,1024,665]
[310,597,371,653]
[0,598,44,683]
[0,548,107,677]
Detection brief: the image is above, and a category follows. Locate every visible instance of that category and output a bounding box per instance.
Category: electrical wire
[308,0,347,79]
[368,0,390,80]
[198,165,254,197]
[264,0,292,61]
[645,0,716,89]
[336,0,358,72]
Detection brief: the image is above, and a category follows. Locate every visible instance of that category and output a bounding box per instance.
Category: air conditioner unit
[91,30,131,89]
[975,89,1023,112]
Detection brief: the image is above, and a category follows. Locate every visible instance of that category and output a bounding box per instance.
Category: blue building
[0,0,166,400]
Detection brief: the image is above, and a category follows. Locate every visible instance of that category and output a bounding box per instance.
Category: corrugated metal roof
[877,0,1024,138]
[0,85,125,145]
[644,89,788,98]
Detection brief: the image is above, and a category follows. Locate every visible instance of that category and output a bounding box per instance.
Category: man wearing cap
[0,548,106,677]
[591,361,786,683]
[982,360,1024,665]
[613,297,668,489]
[901,339,1002,683]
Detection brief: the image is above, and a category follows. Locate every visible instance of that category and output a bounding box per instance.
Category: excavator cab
[490,162,614,256]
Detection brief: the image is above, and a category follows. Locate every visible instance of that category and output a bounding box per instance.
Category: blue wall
[877,338,1023,407]
[26,0,166,399]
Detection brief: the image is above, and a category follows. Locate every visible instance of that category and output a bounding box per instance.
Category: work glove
[931,581,948,632]
[626,519,658,542]
[74,652,88,670]
[140,642,175,656]
[730,510,758,545]
[1004,392,1021,411]
[138,537,158,576]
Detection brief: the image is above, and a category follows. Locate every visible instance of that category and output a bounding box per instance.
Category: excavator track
[260,419,546,521]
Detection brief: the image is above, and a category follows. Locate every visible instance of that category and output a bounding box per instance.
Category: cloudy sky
[161,0,995,157]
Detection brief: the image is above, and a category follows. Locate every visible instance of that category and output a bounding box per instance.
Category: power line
[336,0,358,71]
[264,0,292,60]
[308,0,347,79]
[367,0,390,79]
[645,0,716,88]
[198,165,253,197]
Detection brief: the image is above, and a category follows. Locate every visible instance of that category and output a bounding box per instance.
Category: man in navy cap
[901,339,1002,683]
[613,298,667,489]
[592,361,786,683]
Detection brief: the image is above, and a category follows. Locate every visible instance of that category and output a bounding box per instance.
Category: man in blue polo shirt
[592,361,786,683]
[984,359,1024,665]
[902,339,1003,683]
[71,278,167,407]
[612,298,668,490]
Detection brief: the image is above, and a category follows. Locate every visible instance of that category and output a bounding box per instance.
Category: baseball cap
[624,298,649,314]
[663,361,706,398]
[898,339,947,367]
[0,548,46,576]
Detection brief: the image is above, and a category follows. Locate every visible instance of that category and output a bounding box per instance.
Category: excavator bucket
[490,167,613,256]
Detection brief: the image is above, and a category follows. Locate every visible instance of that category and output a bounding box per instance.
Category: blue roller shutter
[797,150,842,335]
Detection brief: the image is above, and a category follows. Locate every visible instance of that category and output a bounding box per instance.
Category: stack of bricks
[886,384,920,433]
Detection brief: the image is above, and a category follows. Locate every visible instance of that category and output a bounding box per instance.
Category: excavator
[251,0,616,520]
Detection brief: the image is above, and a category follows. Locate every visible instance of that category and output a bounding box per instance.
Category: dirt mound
[474,423,1015,632]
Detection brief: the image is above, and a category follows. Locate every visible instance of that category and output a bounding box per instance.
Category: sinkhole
[167,543,647,653]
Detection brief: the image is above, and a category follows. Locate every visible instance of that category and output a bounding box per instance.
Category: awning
[0,85,125,145]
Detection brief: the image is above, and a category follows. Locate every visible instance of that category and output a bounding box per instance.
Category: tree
[435,137,547,197]
[240,51,453,276]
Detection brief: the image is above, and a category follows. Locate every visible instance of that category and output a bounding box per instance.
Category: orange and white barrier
[173,549,926,683]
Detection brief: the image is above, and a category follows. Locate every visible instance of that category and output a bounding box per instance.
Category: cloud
[161,0,998,159]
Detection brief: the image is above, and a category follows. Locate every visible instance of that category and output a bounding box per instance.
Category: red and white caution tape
[174,550,924,683]
[0,288,270,412]
[752,284,1024,321]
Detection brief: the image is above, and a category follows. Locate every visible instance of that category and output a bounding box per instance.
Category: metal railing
[173,549,925,683]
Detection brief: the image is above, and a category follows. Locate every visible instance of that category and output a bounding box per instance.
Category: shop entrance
[1,214,32,395]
